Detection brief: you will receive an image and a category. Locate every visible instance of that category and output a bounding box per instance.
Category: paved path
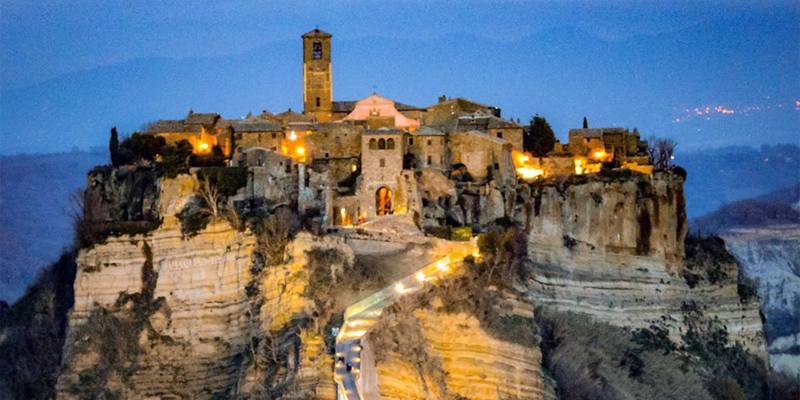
[334,242,476,399]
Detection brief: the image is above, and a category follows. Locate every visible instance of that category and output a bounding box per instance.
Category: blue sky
[1,0,798,153]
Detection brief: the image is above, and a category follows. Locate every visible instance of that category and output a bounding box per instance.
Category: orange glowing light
[512,150,545,180]
[297,146,305,155]
[592,150,607,160]
[198,141,210,151]
[575,159,585,175]
[289,131,297,141]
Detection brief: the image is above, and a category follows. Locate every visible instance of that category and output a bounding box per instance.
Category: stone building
[302,29,333,122]
[405,126,446,170]
[137,27,656,229]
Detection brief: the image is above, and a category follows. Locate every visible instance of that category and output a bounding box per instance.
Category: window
[272,132,277,139]
[380,158,386,167]
[316,97,321,107]
[409,138,414,145]
[325,152,329,159]
[427,155,432,165]
[312,41,322,59]
[427,139,432,146]
[496,131,503,139]
[378,138,386,149]
[369,138,377,149]
[494,162,500,170]
[271,146,277,151]
[335,136,341,145]
[387,138,395,149]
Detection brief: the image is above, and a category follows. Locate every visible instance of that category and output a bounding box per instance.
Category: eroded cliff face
[722,226,800,376]
[363,296,556,400]
[56,176,343,399]
[515,171,766,356]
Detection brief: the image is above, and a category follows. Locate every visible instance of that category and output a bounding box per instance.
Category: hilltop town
[128,28,662,232]
[5,28,791,400]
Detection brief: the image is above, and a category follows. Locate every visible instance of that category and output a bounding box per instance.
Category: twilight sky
[1,0,798,154]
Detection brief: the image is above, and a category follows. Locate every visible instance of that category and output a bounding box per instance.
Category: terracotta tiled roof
[231,121,282,132]
[185,112,220,125]
[147,120,185,132]
[302,28,332,38]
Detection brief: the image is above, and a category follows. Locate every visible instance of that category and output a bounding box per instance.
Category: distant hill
[691,184,800,234]
[1,15,797,155]
[680,144,800,218]
[0,150,106,302]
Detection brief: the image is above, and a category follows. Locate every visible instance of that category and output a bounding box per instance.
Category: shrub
[197,167,247,196]
[176,198,211,237]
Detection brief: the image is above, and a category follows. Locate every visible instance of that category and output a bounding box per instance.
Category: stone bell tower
[302,28,333,122]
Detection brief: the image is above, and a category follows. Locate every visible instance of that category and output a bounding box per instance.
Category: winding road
[334,241,476,399]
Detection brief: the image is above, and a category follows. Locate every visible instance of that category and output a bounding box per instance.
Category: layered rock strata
[516,172,766,356]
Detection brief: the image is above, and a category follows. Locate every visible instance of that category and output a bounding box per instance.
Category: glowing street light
[435,260,449,273]
[289,131,298,141]
[395,282,405,293]
[415,272,426,282]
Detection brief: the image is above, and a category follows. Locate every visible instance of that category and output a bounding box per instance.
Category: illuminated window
[387,138,395,149]
[312,41,322,59]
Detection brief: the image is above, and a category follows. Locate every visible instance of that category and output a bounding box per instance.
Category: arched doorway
[375,186,393,216]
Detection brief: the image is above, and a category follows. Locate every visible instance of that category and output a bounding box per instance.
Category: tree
[109,127,120,166]
[647,136,677,170]
[524,115,556,157]
[583,117,589,129]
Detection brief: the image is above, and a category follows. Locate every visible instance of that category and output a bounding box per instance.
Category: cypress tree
[583,116,589,129]
[109,127,120,166]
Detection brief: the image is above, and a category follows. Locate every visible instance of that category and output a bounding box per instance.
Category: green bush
[197,167,247,196]
[176,200,210,237]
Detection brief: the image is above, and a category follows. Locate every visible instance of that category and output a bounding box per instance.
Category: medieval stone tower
[302,28,333,122]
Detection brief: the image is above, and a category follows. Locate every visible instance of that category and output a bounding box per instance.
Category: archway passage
[375,187,393,216]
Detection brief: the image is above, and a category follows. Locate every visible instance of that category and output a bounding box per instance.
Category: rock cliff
[723,226,800,376]
[514,171,766,356]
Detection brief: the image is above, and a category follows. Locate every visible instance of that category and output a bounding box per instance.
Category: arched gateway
[375,187,392,216]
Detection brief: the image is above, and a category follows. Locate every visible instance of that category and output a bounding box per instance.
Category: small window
[427,139,432,146]
[271,146,277,151]
[312,41,322,59]
[272,132,277,139]
[378,138,386,149]
[335,136,341,145]
[494,162,500,170]
[325,152,329,158]
[369,138,377,149]
[316,97,321,107]
[380,158,386,167]
[387,138,395,149]
[496,131,503,139]
[409,138,414,145]
[427,155,432,165]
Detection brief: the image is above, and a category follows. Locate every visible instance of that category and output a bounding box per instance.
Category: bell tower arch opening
[302,29,333,122]
[375,186,393,216]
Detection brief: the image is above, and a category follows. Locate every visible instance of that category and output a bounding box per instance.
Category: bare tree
[197,175,222,217]
[647,137,677,170]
